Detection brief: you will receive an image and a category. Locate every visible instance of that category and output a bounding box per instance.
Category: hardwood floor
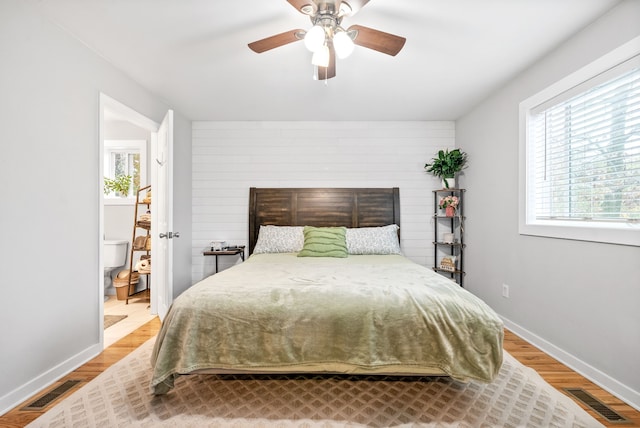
[1,321,638,427]
[503,330,640,427]
[103,294,155,348]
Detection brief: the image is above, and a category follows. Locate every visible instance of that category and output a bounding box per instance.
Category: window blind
[530,62,640,223]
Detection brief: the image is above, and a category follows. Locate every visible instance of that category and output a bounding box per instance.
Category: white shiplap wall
[192,121,455,282]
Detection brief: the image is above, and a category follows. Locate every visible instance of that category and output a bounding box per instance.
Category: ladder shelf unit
[126,185,151,304]
[432,188,465,287]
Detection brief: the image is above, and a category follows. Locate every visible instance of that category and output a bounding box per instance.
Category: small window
[520,38,640,246]
[104,140,147,205]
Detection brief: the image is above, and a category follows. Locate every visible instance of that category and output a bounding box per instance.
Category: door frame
[98,93,160,347]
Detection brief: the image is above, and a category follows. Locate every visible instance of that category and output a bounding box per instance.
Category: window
[104,140,147,205]
[520,37,640,246]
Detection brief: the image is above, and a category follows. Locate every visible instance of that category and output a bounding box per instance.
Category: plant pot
[441,176,456,189]
[445,206,455,217]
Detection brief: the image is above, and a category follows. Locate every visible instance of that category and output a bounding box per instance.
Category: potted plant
[424,148,468,188]
[104,175,132,197]
[438,195,459,217]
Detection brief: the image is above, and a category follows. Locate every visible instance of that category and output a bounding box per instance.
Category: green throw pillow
[297,226,348,258]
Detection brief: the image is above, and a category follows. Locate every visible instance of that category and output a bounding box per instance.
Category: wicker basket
[113,270,139,300]
[133,235,147,250]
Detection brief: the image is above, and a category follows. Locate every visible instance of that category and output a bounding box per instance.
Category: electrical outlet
[502,283,510,298]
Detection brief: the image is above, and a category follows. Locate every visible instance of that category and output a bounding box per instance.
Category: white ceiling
[35,0,619,121]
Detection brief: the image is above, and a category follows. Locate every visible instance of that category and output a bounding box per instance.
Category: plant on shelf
[439,195,459,217]
[104,175,132,197]
[424,148,468,188]
[438,195,459,209]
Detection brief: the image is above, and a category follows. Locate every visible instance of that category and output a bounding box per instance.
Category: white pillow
[346,224,402,255]
[253,225,304,254]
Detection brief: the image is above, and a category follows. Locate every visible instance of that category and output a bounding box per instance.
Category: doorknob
[159,232,180,239]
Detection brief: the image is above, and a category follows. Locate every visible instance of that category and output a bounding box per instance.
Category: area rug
[103,314,127,329]
[27,338,604,428]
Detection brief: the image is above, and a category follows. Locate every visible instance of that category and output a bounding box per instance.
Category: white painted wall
[0,1,191,414]
[191,121,454,282]
[457,0,640,410]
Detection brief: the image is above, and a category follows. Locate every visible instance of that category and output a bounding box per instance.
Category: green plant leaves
[104,175,132,195]
[424,149,468,178]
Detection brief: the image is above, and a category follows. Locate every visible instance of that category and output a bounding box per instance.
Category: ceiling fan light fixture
[248,1,405,79]
[338,2,352,16]
[333,30,354,59]
[300,4,315,15]
[304,25,325,52]
[313,66,319,80]
[311,44,330,67]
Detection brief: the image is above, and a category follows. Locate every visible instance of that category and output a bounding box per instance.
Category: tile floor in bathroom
[104,293,157,348]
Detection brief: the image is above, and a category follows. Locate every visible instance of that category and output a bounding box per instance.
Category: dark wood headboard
[248,187,400,255]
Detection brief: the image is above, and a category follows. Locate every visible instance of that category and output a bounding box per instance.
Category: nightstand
[203,246,245,273]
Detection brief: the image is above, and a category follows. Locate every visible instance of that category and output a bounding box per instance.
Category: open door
[151,110,174,320]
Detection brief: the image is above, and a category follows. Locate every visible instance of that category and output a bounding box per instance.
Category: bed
[150,187,504,394]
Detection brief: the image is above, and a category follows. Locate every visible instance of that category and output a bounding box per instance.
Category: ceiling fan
[248,0,406,80]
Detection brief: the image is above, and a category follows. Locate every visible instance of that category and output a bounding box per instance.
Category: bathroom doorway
[98,93,173,348]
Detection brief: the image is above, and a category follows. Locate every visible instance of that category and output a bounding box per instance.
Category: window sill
[519,219,640,247]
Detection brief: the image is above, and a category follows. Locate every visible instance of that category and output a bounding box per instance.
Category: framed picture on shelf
[439,255,457,272]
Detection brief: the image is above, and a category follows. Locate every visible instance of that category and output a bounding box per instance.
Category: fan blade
[341,0,370,16]
[316,43,336,80]
[286,0,316,15]
[248,29,305,53]
[348,24,406,56]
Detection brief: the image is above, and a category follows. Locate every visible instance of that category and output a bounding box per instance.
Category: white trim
[519,35,640,247]
[98,94,106,349]
[502,316,640,412]
[522,36,640,112]
[0,343,101,416]
[101,93,159,131]
[150,131,158,316]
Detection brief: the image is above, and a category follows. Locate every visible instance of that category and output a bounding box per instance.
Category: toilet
[104,240,128,297]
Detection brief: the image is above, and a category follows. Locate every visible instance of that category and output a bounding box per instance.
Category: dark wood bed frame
[248,187,400,255]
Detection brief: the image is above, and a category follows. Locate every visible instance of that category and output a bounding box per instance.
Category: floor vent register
[21,380,82,410]
[564,388,629,424]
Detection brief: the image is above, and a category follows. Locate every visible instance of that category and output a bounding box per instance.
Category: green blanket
[151,254,503,394]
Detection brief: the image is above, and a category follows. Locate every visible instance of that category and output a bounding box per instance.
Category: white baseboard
[502,316,640,412]
[0,343,102,416]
